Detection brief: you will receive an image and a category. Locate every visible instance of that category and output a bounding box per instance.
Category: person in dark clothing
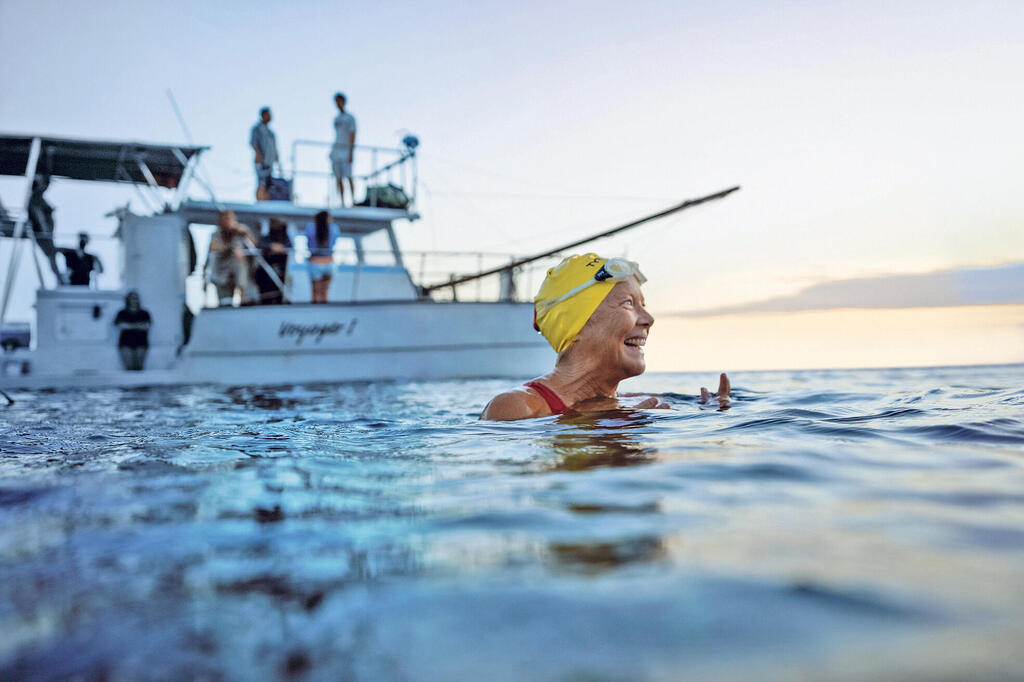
[254,219,291,304]
[59,232,104,286]
[27,151,65,284]
[113,291,151,371]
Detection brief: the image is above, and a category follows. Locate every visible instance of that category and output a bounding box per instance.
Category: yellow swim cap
[533,253,616,354]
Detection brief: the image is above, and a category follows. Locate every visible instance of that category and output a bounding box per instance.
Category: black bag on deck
[358,184,410,209]
[268,176,292,202]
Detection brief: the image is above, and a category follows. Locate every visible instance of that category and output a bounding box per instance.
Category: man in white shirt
[330,92,357,206]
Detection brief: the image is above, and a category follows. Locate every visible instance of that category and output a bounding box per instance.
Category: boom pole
[420,185,740,295]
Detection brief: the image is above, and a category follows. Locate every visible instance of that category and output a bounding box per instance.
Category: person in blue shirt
[250,107,279,202]
[304,211,341,303]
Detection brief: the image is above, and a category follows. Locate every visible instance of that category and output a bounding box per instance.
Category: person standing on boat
[481,253,730,420]
[208,210,257,306]
[330,93,357,207]
[250,107,279,202]
[59,232,103,287]
[113,291,151,371]
[27,147,65,284]
[305,210,340,303]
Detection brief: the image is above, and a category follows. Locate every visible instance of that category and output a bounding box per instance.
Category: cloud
[670,263,1024,317]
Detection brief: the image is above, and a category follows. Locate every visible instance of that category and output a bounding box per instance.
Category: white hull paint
[0,301,553,390]
[181,300,551,384]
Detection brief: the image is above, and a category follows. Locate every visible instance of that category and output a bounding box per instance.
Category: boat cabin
[0,133,436,382]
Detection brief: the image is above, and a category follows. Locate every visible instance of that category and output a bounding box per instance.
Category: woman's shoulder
[480,385,550,421]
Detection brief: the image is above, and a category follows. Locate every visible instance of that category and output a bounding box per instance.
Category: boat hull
[1,301,554,389]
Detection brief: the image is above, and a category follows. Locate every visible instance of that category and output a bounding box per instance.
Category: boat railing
[406,250,561,303]
[197,245,560,307]
[0,206,24,238]
[287,138,418,208]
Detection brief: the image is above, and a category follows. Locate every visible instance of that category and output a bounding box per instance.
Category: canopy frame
[0,134,207,324]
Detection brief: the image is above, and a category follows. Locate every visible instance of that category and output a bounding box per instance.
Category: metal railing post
[476,253,482,301]
[371,148,378,207]
[412,153,418,204]
[290,140,298,188]
[1,137,42,325]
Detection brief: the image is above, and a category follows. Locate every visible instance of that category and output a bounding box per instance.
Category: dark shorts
[118,331,149,347]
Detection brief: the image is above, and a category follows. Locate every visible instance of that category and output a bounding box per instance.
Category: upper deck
[179,199,418,236]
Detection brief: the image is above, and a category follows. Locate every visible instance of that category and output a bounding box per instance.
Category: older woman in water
[482,253,729,420]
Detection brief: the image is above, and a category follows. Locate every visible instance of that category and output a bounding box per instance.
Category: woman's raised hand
[699,373,731,409]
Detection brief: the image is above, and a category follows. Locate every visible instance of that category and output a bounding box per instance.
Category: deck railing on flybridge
[195,244,560,309]
[288,137,418,209]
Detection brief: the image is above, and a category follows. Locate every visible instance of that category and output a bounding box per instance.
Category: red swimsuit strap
[524,381,570,415]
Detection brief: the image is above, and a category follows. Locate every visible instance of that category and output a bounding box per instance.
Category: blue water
[2,364,1024,680]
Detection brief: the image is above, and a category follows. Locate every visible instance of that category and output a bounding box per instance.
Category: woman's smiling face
[568,278,654,379]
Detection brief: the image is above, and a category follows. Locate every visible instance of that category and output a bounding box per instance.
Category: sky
[1,0,1022,370]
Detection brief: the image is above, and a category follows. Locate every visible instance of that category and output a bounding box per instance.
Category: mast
[420,185,740,295]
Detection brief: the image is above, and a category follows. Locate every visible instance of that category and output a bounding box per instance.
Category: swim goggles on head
[535,257,647,318]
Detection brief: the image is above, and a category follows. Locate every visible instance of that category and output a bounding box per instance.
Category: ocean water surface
[2,364,1024,680]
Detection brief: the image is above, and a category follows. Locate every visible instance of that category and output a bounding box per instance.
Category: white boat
[0,133,737,390]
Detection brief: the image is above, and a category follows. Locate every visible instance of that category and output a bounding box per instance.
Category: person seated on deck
[59,232,103,287]
[304,210,340,304]
[208,210,257,306]
[481,253,730,421]
[254,219,291,304]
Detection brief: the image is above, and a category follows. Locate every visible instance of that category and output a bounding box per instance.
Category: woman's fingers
[699,375,730,406]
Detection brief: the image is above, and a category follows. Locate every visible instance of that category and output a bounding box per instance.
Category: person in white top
[330,92,357,206]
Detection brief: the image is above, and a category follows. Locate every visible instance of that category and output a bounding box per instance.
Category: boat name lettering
[278,320,357,344]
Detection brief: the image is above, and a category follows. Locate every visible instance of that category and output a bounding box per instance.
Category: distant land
[670,263,1024,317]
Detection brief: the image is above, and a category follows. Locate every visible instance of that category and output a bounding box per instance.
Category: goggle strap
[535,278,598,316]
[534,259,645,317]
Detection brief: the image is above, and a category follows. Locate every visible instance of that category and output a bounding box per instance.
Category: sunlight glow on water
[2,365,1024,680]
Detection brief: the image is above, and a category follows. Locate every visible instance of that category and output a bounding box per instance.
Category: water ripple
[2,364,1024,679]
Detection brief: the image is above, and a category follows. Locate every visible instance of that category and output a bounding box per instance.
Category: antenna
[165,89,222,208]
[167,89,197,146]
[420,185,740,294]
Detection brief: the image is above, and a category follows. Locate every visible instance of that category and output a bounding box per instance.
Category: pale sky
[1,0,1022,369]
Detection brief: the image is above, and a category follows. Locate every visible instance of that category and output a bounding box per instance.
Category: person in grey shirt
[250,107,279,201]
[330,92,357,206]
